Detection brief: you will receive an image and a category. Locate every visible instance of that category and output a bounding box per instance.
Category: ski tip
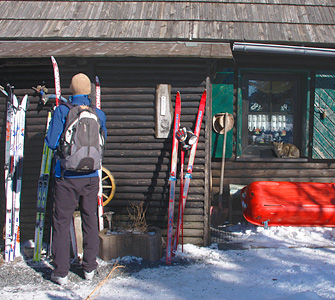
[176,91,181,102]
[0,85,8,97]
[200,89,207,102]
[20,94,29,111]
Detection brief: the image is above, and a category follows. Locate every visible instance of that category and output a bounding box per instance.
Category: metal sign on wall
[156,84,172,139]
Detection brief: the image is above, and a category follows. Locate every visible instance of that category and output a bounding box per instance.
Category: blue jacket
[46,94,107,178]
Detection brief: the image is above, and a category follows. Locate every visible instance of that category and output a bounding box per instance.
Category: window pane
[249,80,270,112]
[245,77,296,154]
[271,81,294,113]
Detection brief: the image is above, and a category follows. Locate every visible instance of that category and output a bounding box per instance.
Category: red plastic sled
[241,181,335,227]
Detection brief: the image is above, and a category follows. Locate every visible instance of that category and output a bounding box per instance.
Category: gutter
[233,42,335,58]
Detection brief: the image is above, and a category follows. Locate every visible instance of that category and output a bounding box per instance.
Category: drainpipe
[233,42,335,58]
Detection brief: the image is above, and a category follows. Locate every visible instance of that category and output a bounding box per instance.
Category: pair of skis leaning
[33,56,62,261]
[166,90,207,265]
[2,84,28,262]
[33,57,104,262]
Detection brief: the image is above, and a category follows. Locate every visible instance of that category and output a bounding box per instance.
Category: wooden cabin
[0,1,334,248]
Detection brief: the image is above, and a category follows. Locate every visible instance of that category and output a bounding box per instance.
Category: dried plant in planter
[126,202,148,233]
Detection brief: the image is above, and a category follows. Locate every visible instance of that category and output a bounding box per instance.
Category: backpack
[57,103,105,173]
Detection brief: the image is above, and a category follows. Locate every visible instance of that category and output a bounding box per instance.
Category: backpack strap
[60,102,74,110]
[62,100,96,111]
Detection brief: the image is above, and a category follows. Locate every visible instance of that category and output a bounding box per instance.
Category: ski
[51,56,61,106]
[4,85,16,262]
[12,93,28,260]
[33,56,77,261]
[7,91,18,262]
[0,85,8,96]
[4,85,12,261]
[177,147,185,252]
[173,90,207,253]
[4,85,28,262]
[33,111,53,261]
[33,58,60,261]
[166,92,181,265]
[50,56,78,260]
[69,216,78,262]
[95,76,104,231]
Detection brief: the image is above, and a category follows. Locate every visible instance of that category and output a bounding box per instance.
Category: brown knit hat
[69,73,91,95]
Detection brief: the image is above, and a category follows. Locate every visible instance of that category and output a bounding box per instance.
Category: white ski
[4,86,28,262]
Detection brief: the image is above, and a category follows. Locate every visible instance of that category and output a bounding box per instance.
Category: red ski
[51,56,61,106]
[95,76,104,231]
[173,90,207,253]
[166,92,181,265]
[242,181,335,227]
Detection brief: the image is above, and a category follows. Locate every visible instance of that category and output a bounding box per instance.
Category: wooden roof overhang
[0,41,233,59]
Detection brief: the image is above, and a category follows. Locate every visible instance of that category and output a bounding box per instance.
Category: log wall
[0,57,211,246]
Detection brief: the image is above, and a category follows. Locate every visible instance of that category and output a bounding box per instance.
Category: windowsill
[238,145,306,161]
[236,157,308,162]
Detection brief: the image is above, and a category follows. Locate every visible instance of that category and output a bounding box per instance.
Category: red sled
[241,181,335,227]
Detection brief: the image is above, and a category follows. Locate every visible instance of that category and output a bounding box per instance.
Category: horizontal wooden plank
[0,40,232,59]
[213,178,335,186]
[110,172,204,181]
[111,195,204,203]
[212,168,335,178]
[177,237,203,246]
[104,149,206,157]
[212,161,335,169]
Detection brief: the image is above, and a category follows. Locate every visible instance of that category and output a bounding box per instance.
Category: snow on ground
[2,224,335,300]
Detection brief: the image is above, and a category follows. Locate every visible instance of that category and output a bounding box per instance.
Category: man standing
[46,73,107,285]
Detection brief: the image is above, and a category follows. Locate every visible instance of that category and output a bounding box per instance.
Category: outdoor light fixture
[176,127,197,150]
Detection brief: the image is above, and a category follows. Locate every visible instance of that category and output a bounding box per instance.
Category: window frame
[236,69,310,161]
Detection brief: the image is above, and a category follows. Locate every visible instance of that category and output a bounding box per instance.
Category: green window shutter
[312,71,335,159]
[211,69,234,158]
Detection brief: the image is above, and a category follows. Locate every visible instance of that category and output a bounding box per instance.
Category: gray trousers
[52,177,99,277]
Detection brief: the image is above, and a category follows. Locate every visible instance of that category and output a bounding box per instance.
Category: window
[239,73,304,159]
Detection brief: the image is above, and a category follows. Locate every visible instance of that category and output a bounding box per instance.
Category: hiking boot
[84,270,95,280]
[51,272,68,285]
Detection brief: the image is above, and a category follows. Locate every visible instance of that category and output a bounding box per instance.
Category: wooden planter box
[99,226,162,262]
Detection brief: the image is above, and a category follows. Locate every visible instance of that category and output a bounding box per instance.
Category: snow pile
[222,223,335,248]
[1,224,335,300]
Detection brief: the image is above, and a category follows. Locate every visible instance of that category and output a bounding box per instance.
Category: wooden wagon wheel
[101,166,116,206]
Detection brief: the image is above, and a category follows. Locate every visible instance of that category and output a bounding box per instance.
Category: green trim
[211,69,234,158]
[302,72,311,158]
[312,71,335,159]
[237,71,243,157]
